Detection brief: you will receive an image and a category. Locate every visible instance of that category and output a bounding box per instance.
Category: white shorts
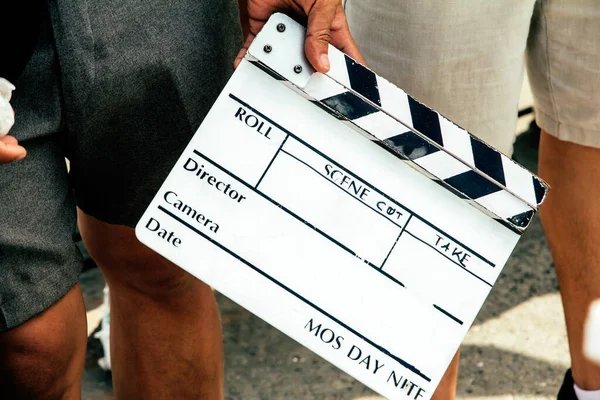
[345,0,600,155]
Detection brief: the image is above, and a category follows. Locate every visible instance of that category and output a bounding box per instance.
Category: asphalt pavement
[80,204,567,399]
[80,81,569,399]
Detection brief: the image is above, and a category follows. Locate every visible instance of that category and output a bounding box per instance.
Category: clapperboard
[136,13,548,399]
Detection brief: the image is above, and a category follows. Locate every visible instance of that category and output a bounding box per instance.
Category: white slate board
[136,14,546,399]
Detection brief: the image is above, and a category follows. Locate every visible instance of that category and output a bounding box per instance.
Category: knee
[0,344,71,398]
[0,286,85,398]
[80,218,206,301]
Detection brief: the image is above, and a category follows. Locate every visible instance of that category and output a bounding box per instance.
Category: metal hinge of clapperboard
[244,13,549,234]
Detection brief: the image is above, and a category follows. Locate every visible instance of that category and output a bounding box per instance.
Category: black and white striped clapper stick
[248,17,549,234]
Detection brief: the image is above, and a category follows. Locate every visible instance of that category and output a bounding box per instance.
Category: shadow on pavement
[458,344,564,397]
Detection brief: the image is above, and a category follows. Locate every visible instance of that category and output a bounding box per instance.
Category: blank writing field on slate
[257,143,404,267]
[136,13,548,400]
[281,137,413,229]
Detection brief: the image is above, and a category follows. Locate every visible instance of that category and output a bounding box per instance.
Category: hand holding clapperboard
[135,14,548,399]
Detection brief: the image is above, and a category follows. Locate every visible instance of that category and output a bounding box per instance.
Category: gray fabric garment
[0,136,81,332]
[48,0,242,226]
[1,0,241,331]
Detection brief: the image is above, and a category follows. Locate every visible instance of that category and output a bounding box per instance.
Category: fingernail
[320,54,330,72]
[14,151,26,161]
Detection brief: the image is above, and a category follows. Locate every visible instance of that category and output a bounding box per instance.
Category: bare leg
[0,284,87,399]
[538,131,600,390]
[431,350,459,400]
[78,210,224,399]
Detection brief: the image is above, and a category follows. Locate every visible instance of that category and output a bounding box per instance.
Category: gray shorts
[0,0,241,332]
[346,0,600,155]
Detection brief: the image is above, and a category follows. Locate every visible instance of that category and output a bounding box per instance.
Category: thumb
[0,136,26,164]
[304,0,338,73]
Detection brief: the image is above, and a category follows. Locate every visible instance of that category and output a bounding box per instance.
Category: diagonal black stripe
[407,96,443,146]
[321,92,379,120]
[432,179,468,200]
[533,177,546,204]
[384,131,439,160]
[470,137,506,186]
[310,99,346,120]
[445,170,503,199]
[508,210,535,228]
[344,55,381,106]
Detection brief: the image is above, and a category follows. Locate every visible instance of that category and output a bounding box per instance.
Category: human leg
[345,0,536,396]
[0,137,86,399]
[527,0,600,390]
[78,211,224,399]
[538,133,600,390]
[0,284,86,399]
[46,0,241,397]
[431,350,459,400]
[0,7,88,396]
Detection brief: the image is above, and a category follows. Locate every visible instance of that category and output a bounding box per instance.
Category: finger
[241,1,297,66]
[234,34,256,69]
[329,5,366,65]
[0,137,26,163]
[238,0,251,38]
[332,31,366,66]
[305,0,339,72]
[0,135,18,145]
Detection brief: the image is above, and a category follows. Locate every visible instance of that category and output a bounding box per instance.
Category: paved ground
[80,82,570,399]
[80,206,567,400]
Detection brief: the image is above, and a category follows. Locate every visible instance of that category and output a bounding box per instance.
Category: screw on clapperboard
[274,22,301,73]
[263,44,272,53]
